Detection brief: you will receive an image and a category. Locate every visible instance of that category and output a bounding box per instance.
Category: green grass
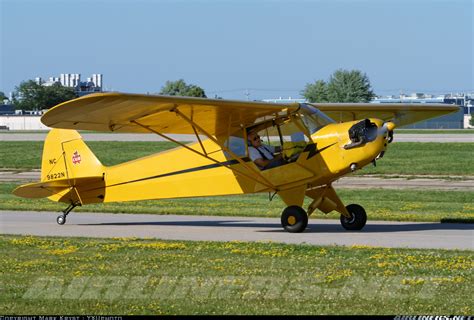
[357,142,474,176]
[1,141,474,176]
[2,183,473,222]
[0,234,472,315]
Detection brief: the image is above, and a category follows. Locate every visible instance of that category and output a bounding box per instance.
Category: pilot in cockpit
[247,129,286,170]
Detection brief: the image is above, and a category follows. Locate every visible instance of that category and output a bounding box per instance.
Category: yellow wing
[41,92,299,136]
[311,103,459,127]
[42,93,459,133]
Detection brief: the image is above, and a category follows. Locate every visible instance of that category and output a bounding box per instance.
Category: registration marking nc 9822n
[46,172,66,180]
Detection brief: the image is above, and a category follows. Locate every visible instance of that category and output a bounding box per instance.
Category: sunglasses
[251,135,260,141]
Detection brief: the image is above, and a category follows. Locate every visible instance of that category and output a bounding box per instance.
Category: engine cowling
[344,119,378,149]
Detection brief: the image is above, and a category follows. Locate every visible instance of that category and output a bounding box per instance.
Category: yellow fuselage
[72,118,387,206]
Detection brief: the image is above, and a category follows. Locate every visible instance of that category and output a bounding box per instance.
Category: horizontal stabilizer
[13,176,104,199]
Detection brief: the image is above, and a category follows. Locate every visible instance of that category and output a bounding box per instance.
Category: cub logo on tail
[72,151,82,165]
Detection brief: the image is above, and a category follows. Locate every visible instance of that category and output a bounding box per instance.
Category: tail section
[41,129,103,182]
[14,129,106,204]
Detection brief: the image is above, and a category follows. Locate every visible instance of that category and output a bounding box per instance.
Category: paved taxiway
[1,211,472,250]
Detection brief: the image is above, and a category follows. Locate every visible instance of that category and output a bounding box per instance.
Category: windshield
[299,103,335,134]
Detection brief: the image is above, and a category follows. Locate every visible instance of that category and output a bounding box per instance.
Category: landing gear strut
[281,206,308,233]
[56,202,80,225]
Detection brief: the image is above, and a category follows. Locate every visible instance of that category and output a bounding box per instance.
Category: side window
[225,136,247,157]
[290,131,306,142]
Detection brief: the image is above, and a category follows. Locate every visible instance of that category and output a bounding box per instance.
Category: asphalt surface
[1,133,473,142]
[1,211,472,250]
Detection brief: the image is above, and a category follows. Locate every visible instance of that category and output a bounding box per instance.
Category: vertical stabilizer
[41,129,104,182]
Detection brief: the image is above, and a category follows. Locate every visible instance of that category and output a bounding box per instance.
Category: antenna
[245,89,250,101]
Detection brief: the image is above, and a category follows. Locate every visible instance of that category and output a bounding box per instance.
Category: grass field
[1,234,471,315]
[1,137,472,315]
[1,183,472,222]
[1,141,473,176]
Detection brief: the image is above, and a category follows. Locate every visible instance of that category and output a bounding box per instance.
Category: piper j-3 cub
[14,93,458,232]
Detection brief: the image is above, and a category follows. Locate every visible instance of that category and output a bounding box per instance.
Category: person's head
[247,130,262,148]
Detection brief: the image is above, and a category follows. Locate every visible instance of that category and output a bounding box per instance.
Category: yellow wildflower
[47,245,78,255]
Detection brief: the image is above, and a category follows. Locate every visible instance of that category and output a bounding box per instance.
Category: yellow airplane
[13,93,458,232]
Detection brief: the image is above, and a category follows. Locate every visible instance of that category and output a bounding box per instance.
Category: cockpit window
[226,103,334,159]
[299,103,335,134]
[226,135,246,157]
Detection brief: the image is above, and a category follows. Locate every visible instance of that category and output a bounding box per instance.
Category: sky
[1,0,473,100]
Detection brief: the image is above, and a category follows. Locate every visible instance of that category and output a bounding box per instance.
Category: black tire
[340,204,367,230]
[57,215,66,225]
[281,206,308,233]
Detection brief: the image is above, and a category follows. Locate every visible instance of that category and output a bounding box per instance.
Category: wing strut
[192,125,207,156]
[130,119,277,191]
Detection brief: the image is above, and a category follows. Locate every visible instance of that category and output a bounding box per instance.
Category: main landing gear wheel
[281,206,308,233]
[56,215,66,225]
[340,204,367,230]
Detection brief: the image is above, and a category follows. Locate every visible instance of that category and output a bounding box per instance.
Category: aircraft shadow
[265,222,473,233]
[78,220,473,233]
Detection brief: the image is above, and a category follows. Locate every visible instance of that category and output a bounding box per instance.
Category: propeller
[378,121,396,143]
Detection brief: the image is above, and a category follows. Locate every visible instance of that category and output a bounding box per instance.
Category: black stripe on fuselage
[103,157,252,189]
[303,142,337,159]
[84,143,335,193]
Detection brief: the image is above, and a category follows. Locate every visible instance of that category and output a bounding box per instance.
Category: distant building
[0,104,15,115]
[35,73,103,96]
[372,92,473,115]
[372,93,469,129]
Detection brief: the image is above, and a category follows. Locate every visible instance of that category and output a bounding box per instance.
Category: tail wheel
[340,204,367,230]
[56,215,66,225]
[281,206,308,233]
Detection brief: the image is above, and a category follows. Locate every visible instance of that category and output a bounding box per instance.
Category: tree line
[2,69,375,110]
